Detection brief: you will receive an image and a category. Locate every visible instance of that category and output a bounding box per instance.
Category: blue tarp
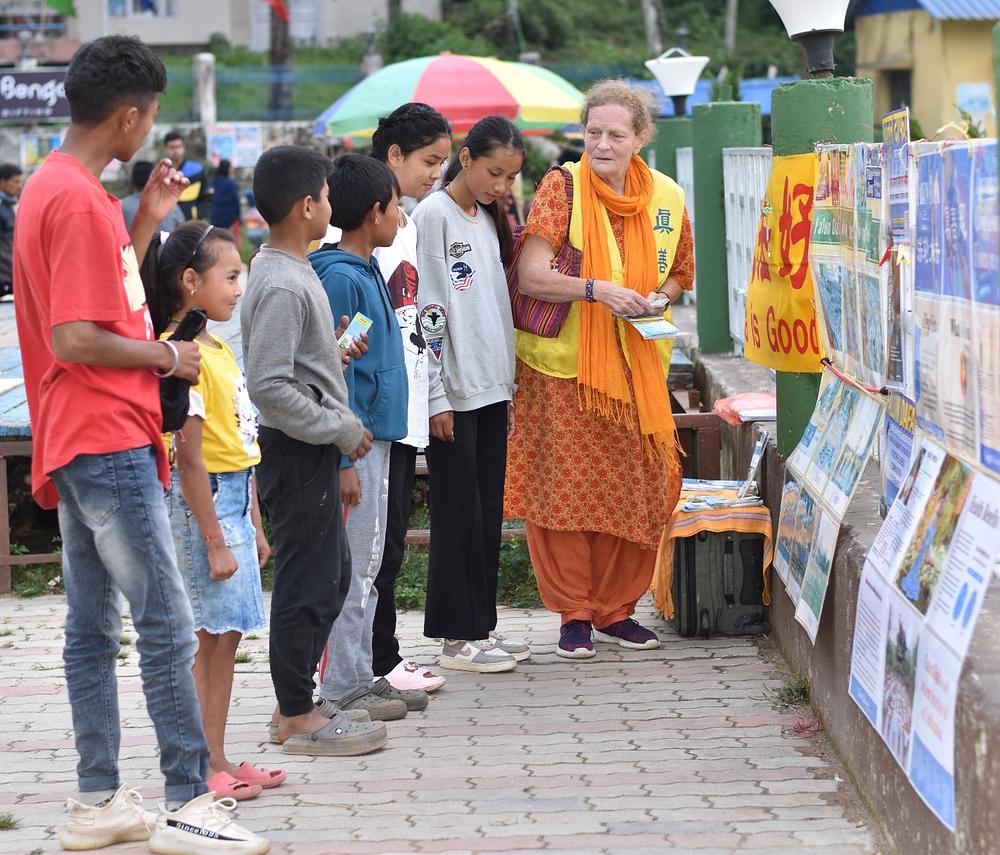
[852,0,1000,18]
[628,76,800,119]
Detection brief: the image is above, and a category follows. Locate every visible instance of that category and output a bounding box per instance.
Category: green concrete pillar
[770,78,873,455]
[652,117,692,180]
[692,100,762,353]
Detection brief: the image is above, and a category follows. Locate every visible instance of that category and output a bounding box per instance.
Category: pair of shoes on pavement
[557,618,660,659]
[380,658,447,692]
[438,631,530,673]
[60,785,269,854]
[332,676,429,721]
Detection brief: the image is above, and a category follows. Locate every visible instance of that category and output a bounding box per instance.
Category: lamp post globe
[768,0,853,77]
[645,46,710,117]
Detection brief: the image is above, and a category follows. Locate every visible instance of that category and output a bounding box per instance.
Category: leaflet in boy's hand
[338,312,373,350]
[623,314,680,340]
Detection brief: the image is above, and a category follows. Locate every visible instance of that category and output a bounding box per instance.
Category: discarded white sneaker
[60,786,156,851]
[147,792,270,854]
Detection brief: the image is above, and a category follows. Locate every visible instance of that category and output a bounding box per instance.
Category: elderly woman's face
[584,104,643,187]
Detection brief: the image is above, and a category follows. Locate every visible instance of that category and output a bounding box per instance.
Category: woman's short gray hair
[581,79,657,141]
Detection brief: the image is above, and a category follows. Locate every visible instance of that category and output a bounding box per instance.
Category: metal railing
[675,146,695,296]
[722,146,772,353]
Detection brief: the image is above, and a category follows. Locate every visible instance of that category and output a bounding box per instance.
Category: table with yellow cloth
[651,487,774,620]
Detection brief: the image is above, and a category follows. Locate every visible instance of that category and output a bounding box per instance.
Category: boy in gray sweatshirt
[241,146,384,757]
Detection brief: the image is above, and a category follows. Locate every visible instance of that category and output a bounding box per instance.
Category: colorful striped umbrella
[314,53,584,138]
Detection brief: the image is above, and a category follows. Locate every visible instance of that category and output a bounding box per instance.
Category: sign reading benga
[0,68,69,123]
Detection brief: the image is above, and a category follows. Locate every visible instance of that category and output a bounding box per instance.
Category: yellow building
[852,0,999,136]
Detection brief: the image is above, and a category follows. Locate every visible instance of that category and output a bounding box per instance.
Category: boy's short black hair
[163,131,183,145]
[253,145,332,227]
[329,154,400,232]
[65,36,166,126]
[0,164,22,181]
[130,160,154,190]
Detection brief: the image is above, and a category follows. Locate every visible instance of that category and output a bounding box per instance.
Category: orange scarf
[577,153,675,459]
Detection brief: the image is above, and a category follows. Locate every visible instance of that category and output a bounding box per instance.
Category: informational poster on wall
[848,438,1000,830]
[774,368,883,642]
[205,123,264,168]
[971,140,1000,476]
[881,108,912,392]
[913,142,979,463]
[811,143,887,390]
[881,392,917,516]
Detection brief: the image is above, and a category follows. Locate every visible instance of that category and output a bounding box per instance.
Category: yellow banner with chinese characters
[743,152,825,373]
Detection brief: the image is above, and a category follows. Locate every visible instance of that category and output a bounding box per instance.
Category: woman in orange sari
[505,80,694,658]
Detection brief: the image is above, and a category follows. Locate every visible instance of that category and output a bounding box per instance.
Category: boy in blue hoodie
[312,155,428,722]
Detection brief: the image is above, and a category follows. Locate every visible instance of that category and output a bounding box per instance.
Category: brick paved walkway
[0,595,881,854]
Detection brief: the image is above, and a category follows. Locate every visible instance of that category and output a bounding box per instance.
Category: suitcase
[671,530,770,637]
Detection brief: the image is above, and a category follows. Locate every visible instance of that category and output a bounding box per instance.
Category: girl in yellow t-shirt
[140,221,282,801]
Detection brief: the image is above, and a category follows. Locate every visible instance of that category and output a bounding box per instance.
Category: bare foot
[277,708,330,742]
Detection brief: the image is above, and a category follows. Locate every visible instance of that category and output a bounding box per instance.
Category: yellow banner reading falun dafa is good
[743,152,825,373]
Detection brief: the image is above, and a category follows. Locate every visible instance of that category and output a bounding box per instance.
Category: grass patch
[0,813,19,830]
[395,536,541,611]
[0,629,12,637]
[245,633,259,640]
[119,635,132,646]
[777,673,810,706]
[116,650,128,662]
[234,651,252,664]
[12,562,63,597]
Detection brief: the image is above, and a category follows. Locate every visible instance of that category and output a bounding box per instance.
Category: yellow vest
[515,161,685,379]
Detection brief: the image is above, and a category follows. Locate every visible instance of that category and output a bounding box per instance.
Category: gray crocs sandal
[268,706,372,744]
[281,714,387,757]
[371,676,429,712]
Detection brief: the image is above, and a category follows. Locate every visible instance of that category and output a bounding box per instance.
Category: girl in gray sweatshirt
[413,116,528,674]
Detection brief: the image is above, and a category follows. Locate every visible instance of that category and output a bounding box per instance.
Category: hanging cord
[819,358,888,398]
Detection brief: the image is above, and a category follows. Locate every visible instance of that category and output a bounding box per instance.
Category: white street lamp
[768,0,853,77]
[645,46,709,118]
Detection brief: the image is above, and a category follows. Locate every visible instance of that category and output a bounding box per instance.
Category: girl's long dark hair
[371,102,452,162]
[139,220,237,337]
[443,116,525,267]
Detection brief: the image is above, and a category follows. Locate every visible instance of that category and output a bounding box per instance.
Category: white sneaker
[60,786,156,851]
[438,638,517,673]
[148,792,270,854]
[489,630,531,662]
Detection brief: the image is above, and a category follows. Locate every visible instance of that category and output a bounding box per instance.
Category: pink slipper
[206,770,262,801]
[235,761,287,789]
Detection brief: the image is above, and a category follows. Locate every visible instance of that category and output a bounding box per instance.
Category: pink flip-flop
[234,761,287,789]
[206,770,262,801]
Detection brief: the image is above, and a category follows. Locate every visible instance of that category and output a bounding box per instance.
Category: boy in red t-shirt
[14,36,268,855]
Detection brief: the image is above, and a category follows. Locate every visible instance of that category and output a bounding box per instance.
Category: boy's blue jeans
[51,446,209,803]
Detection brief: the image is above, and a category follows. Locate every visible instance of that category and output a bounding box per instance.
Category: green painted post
[771,77,873,454]
[692,100,761,353]
[652,117,692,180]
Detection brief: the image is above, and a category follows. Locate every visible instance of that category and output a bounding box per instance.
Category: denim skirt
[166,468,267,635]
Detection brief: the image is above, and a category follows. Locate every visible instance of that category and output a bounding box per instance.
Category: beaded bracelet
[585,278,596,302]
